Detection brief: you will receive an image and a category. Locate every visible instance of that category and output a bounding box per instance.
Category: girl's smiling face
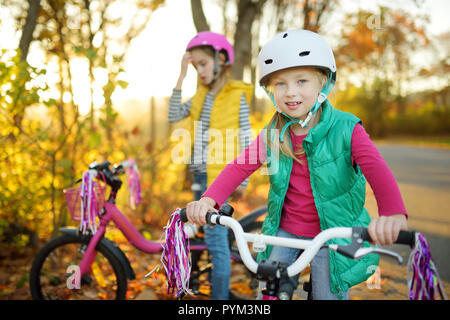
[269,67,325,120]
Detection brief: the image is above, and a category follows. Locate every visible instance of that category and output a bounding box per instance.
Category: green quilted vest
[258,100,379,294]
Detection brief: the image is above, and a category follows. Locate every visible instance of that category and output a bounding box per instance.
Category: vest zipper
[278,158,293,221]
[304,139,344,295]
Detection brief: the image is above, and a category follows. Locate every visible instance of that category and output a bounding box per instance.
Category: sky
[1,0,449,115]
[114,0,450,107]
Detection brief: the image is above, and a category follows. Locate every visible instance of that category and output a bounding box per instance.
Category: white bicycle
[176,205,446,300]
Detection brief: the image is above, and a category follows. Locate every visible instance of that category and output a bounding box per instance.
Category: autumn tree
[335,7,430,136]
[0,0,164,241]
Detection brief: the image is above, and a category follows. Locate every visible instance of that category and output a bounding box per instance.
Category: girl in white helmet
[185,30,408,300]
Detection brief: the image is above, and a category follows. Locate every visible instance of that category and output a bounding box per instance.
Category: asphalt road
[377,144,450,189]
[375,143,450,282]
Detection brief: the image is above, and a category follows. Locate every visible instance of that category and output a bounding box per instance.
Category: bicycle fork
[78,221,107,281]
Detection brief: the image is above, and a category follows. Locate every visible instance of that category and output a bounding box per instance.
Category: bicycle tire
[30,233,128,300]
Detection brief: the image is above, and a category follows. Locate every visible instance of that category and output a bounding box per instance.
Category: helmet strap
[207,50,220,87]
[279,117,299,143]
[299,72,335,128]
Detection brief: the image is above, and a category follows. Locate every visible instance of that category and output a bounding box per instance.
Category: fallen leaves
[1,230,449,300]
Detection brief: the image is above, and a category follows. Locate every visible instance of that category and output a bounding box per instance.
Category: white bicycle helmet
[258,29,336,86]
[258,29,337,132]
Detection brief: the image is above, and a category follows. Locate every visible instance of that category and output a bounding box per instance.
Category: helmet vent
[299,51,310,57]
[264,59,273,64]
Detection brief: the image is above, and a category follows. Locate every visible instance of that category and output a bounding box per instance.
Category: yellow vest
[190,80,253,186]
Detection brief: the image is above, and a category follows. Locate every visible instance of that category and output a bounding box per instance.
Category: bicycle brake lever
[332,227,403,264]
[354,247,403,264]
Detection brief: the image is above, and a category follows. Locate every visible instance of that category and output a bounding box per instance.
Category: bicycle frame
[78,201,163,277]
[31,161,268,300]
[76,201,260,278]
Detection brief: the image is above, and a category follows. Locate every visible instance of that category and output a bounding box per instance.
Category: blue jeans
[193,173,230,300]
[265,228,349,300]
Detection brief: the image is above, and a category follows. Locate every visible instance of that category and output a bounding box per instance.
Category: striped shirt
[168,88,252,186]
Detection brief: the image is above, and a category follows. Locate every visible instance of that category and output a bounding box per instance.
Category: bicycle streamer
[157,208,193,298]
[408,233,447,300]
[125,158,142,209]
[78,170,103,234]
[65,159,142,235]
[157,205,238,299]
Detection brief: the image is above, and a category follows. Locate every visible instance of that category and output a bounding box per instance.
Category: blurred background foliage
[0,0,448,252]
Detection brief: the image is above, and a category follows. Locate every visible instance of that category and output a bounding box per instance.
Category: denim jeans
[193,173,230,300]
[263,228,349,300]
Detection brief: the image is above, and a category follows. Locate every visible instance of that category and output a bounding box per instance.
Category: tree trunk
[83,0,96,125]
[19,0,40,61]
[303,0,332,32]
[190,0,210,32]
[231,0,266,80]
[10,0,41,136]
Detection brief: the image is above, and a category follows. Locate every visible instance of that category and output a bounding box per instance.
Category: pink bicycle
[29,160,265,300]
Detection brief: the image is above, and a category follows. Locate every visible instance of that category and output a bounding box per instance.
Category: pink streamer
[126,158,141,209]
[160,209,192,298]
[79,170,101,234]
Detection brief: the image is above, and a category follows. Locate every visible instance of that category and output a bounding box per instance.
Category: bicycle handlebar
[359,227,415,247]
[79,160,136,190]
[89,160,135,176]
[179,207,416,278]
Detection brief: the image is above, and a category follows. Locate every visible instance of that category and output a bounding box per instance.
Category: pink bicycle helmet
[186,31,234,66]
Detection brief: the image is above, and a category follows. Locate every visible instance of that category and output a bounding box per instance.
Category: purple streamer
[79,170,101,234]
[407,233,447,300]
[126,159,141,209]
[160,209,192,298]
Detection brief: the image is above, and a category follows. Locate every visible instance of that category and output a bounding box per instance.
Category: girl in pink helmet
[168,31,254,299]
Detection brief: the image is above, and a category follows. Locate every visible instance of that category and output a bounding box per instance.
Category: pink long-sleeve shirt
[203,123,408,237]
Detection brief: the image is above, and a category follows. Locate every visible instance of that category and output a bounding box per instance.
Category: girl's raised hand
[180,52,192,76]
[186,197,218,225]
[175,52,192,90]
[368,214,408,246]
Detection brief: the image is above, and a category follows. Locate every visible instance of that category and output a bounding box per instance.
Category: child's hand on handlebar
[368,214,408,246]
[186,197,218,225]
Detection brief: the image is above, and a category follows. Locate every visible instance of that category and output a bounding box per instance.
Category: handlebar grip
[361,228,416,248]
[396,230,416,247]
[178,208,214,225]
[179,208,188,223]
[205,212,214,224]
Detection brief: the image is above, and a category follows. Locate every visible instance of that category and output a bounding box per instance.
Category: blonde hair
[265,68,328,164]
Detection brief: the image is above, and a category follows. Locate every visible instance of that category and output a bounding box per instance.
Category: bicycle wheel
[30,233,127,300]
